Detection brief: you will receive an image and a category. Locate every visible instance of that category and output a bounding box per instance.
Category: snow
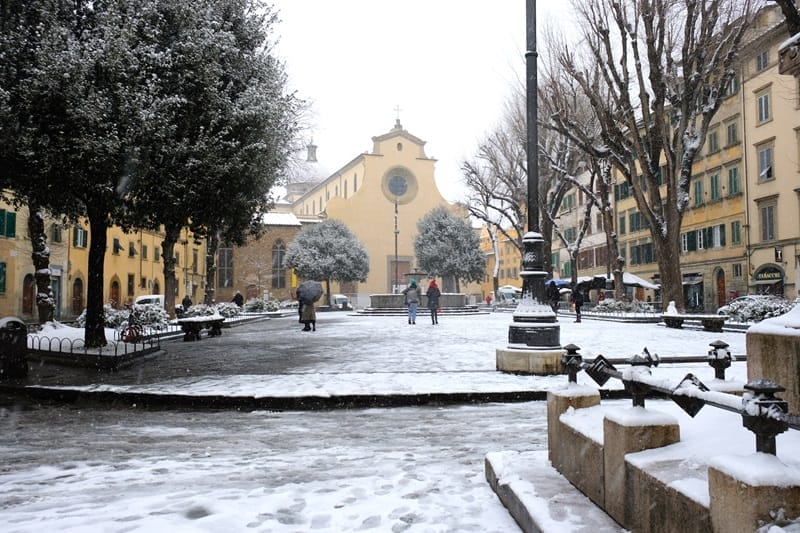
[5,312,799,531]
[749,305,800,336]
[605,405,679,427]
[709,454,800,488]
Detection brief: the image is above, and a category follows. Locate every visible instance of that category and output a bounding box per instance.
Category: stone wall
[546,390,800,532]
[746,330,800,414]
[369,293,468,309]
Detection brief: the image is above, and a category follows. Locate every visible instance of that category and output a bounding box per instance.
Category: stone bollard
[708,454,800,532]
[746,306,800,414]
[547,386,602,506]
[603,408,680,527]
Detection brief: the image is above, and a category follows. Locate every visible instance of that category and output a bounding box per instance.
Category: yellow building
[742,6,799,299]
[0,195,205,321]
[272,120,480,306]
[606,4,792,311]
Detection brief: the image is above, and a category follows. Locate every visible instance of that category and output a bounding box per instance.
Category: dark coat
[232,292,244,306]
[573,290,585,307]
[426,287,441,309]
[547,282,560,303]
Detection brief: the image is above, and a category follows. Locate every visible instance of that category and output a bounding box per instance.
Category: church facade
[224,120,479,307]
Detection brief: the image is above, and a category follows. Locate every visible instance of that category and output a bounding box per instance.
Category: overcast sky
[270,1,574,202]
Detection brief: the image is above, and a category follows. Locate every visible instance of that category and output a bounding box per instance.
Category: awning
[575,273,660,290]
[754,279,781,285]
[621,272,660,290]
[682,280,703,286]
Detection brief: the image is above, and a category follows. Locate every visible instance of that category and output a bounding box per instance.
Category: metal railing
[562,343,800,455]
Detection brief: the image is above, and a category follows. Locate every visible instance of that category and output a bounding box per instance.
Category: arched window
[110,280,121,309]
[72,278,84,315]
[23,274,35,314]
[272,240,286,289]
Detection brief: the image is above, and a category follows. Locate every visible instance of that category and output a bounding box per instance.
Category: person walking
[402,279,420,325]
[181,294,192,312]
[300,300,316,331]
[232,291,244,307]
[547,281,560,313]
[573,287,585,323]
[426,279,442,325]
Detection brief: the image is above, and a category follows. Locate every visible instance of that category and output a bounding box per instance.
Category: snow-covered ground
[2,311,797,532]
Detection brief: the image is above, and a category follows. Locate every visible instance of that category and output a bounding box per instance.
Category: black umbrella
[296,280,323,304]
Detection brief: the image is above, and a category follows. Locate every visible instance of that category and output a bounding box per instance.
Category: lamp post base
[496,345,565,375]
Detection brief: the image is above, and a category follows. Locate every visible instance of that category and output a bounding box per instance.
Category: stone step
[485,450,623,533]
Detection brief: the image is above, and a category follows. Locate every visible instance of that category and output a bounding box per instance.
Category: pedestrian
[547,281,560,313]
[485,294,492,307]
[426,279,441,325]
[232,291,244,307]
[181,294,192,311]
[573,287,585,323]
[402,279,420,325]
[300,300,316,331]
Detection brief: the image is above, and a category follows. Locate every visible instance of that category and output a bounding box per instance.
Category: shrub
[244,297,279,312]
[183,303,217,317]
[717,296,795,323]
[592,299,653,313]
[215,302,242,318]
[75,303,168,330]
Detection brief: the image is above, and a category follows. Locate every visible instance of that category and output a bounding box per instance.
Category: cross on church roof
[393,104,403,130]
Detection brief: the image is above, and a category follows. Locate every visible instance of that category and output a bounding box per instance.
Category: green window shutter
[5,212,15,238]
[0,262,5,293]
[687,231,697,251]
[0,209,5,236]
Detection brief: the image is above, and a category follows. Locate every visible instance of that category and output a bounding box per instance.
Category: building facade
[233,120,480,307]
[548,5,798,312]
[0,197,205,321]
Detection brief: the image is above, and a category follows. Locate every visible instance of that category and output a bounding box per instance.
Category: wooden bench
[176,316,224,341]
[662,314,726,332]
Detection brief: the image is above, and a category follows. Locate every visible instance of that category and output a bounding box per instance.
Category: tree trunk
[27,201,55,323]
[324,279,331,307]
[84,210,108,348]
[161,225,180,316]
[654,232,684,312]
[204,232,219,304]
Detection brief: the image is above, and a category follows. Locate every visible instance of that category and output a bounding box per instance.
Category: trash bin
[0,317,29,379]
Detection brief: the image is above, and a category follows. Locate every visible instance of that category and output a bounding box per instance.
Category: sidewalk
[4,311,748,410]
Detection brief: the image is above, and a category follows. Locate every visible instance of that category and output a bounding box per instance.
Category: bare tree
[539,33,625,300]
[553,0,755,311]
[461,85,575,279]
[460,93,527,265]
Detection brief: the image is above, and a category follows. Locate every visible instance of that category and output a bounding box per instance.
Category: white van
[134,294,165,308]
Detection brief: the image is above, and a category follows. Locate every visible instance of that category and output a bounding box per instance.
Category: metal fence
[562,344,800,455]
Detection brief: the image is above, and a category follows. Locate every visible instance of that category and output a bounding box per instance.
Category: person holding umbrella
[296,280,323,332]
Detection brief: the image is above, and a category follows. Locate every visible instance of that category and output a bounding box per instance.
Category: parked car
[716,295,794,323]
[333,294,352,310]
[134,294,165,308]
[496,285,522,304]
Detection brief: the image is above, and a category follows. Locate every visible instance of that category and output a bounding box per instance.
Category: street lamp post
[394,196,399,294]
[497,0,562,372]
